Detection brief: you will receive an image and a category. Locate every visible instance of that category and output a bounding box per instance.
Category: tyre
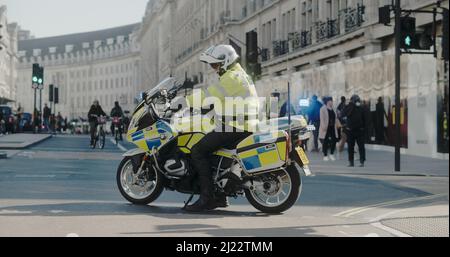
[99,129,106,149]
[244,164,302,214]
[115,128,119,145]
[116,156,164,205]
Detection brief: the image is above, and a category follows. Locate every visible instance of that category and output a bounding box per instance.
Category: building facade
[0,5,19,105]
[16,24,141,120]
[138,0,449,158]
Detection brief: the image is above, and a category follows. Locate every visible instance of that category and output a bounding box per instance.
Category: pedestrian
[63,117,68,133]
[375,97,388,144]
[50,114,56,134]
[342,95,367,167]
[307,95,323,152]
[319,97,341,161]
[43,104,51,131]
[56,112,63,133]
[0,108,4,135]
[336,96,348,152]
[33,109,40,133]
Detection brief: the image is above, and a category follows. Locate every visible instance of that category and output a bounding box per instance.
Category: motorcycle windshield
[145,77,178,100]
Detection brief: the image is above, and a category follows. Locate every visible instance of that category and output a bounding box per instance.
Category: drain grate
[381,216,449,237]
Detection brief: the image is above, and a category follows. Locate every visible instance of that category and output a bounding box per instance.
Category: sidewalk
[308,148,449,177]
[0,133,52,150]
[378,205,449,237]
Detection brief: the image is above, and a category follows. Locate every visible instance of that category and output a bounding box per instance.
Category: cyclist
[110,101,124,141]
[88,100,106,147]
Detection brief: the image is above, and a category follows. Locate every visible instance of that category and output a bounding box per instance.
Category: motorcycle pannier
[236,131,288,173]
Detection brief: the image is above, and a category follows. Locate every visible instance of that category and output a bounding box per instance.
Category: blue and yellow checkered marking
[146,139,162,149]
[239,144,282,171]
[131,131,144,141]
[242,156,262,170]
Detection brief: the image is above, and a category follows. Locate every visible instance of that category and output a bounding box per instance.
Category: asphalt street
[0,135,448,237]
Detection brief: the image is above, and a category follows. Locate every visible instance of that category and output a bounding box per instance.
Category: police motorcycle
[116,77,313,213]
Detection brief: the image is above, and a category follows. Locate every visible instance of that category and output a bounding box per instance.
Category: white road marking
[333,194,447,218]
[339,231,350,236]
[0,210,33,214]
[66,233,80,237]
[110,138,127,152]
[369,209,406,223]
[50,210,68,214]
[370,222,412,237]
[364,233,380,237]
[15,175,56,178]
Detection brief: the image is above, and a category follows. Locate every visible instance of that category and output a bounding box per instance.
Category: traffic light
[400,17,416,49]
[414,31,434,50]
[32,63,40,87]
[246,30,261,79]
[54,88,59,104]
[49,84,54,102]
[379,5,391,25]
[443,9,449,61]
[400,16,433,50]
[246,31,258,63]
[38,66,44,86]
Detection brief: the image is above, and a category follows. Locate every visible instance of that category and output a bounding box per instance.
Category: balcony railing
[289,32,301,50]
[343,4,365,32]
[316,19,340,42]
[261,48,270,62]
[273,40,289,57]
[301,30,312,48]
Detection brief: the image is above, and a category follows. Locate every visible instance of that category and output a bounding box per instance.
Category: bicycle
[91,115,107,149]
[112,117,123,145]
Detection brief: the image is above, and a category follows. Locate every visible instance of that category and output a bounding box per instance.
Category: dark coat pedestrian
[307,95,323,151]
[342,95,368,167]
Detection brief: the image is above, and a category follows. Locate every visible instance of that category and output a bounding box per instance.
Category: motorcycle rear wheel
[117,156,164,205]
[244,164,302,214]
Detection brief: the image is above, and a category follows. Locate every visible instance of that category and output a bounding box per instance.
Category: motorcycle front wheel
[116,156,164,205]
[244,164,302,214]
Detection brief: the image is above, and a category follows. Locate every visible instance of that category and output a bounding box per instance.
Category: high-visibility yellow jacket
[187,63,260,132]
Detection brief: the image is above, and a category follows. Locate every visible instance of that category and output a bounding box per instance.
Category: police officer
[184,45,260,212]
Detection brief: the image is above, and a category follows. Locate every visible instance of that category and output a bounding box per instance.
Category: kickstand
[182,194,195,210]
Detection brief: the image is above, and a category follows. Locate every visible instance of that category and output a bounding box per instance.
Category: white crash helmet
[200,45,239,71]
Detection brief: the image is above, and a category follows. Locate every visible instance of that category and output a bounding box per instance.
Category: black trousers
[191,129,251,199]
[347,129,366,164]
[89,121,97,145]
[320,128,337,157]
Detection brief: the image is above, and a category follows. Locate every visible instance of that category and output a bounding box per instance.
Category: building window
[33,49,42,56]
[65,45,74,53]
[49,47,57,54]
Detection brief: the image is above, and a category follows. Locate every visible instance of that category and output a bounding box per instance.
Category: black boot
[348,161,355,167]
[184,176,214,212]
[208,193,229,210]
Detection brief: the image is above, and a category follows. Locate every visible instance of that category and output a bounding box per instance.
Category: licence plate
[295,147,310,165]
